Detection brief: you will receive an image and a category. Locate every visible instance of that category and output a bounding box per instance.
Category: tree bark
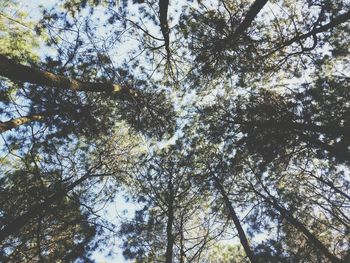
[212,175,257,263]
[159,0,170,60]
[230,0,268,42]
[165,179,175,263]
[165,203,175,263]
[179,213,185,263]
[0,114,45,133]
[0,54,125,93]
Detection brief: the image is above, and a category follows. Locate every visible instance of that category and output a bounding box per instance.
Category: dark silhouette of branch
[230,0,268,42]
[158,0,171,61]
[303,170,350,202]
[258,192,344,263]
[271,10,350,54]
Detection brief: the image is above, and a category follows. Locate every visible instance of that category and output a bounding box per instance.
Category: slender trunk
[266,197,343,263]
[0,54,124,93]
[165,179,175,263]
[230,0,268,42]
[0,114,45,133]
[165,204,175,263]
[316,202,350,227]
[36,215,44,263]
[179,213,185,263]
[0,174,89,243]
[253,181,344,263]
[212,175,257,263]
[158,0,170,60]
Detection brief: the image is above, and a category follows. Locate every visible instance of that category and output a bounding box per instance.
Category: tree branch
[158,0,171,61]
[230,0,268,42]
[0,54,126,93]
[0,114,45,133]
[272,10,350,53]
[253,185,344,263]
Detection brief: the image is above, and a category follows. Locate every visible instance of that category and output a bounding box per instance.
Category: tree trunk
[0,114,45,133]
[0,54,124,93]
[165,204,175,263]
[158,0,170,60]
[230,0,268,42]
[179,213,185,263]
[165,179,175,263]
[212,175,257,263]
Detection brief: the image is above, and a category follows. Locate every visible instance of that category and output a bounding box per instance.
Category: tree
[0,125,140,260]
[119,143,225,262]
[0,168,97,262]
[198,75,350,164]
[1,0,350,261]
[203,243,249,263]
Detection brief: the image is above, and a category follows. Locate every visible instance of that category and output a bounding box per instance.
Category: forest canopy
[0,0,349,262]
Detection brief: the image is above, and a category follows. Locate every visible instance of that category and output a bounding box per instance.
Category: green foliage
[0,1,39,61]
[204,243,249,263]
[0,166,97,262]
[0,0,350,262]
